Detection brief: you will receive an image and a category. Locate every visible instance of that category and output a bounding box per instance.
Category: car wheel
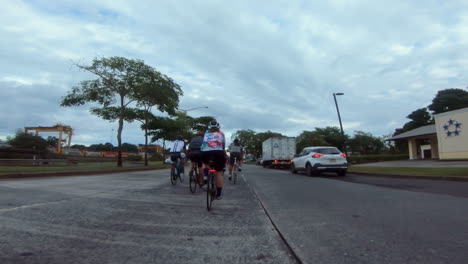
[306,163,313,176]
[290,163,297,174]
[337,170,347,177]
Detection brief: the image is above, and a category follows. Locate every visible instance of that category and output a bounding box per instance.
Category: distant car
[290,146,348,176]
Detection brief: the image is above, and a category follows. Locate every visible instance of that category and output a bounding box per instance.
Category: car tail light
[274,160,278,163]
[341,154,347,157]
[312,153,322,158]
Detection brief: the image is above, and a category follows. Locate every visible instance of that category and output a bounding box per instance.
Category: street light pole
[333,93,347,157]
[180,106,208,113]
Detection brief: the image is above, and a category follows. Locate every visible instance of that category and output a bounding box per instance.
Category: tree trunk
[117,96,124,167]
[144,127,148,166]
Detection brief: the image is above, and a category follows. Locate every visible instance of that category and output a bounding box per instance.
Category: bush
[126,155,143,162]
[149,153,164,161]
[348,154,409,164]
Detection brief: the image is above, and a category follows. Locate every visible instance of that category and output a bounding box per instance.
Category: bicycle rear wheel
[233,164,238,184]
[178,160,184,183]
[206,172,215,211]
[170,167,176,185]
[189,168,197,193]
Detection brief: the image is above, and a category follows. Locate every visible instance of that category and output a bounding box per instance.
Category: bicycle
[189,165,199,193]
[206,159,217,211]
[170,157,185,185]
[231,157,239,185]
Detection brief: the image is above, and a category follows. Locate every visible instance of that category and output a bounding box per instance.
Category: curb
[0,166,170,180]
[349,171,468,182]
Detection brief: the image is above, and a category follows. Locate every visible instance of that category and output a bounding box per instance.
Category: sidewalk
[353,160,468,168]
[350,160,468,182]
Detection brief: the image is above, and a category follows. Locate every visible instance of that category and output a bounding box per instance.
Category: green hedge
[348,154,409,164]
[126,155,143,161]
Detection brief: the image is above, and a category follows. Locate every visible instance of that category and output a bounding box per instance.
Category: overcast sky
[1,0,468,146]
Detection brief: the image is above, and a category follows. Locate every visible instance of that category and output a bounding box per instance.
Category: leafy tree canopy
[428,88,468,114]
[8,131,48,151]
[46,136,59,147]
[348,131,384,155]
[314,126,348,149]
[296,130,327,153]
[61,56,182,166]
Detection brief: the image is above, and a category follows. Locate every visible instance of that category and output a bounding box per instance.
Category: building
[388,107,468,160]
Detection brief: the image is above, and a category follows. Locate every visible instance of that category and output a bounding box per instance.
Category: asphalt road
[0,169,296,264]
[1,165,467,264]
[245,165,468,264]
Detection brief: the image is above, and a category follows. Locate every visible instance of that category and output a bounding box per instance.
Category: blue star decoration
[443,119,462,137]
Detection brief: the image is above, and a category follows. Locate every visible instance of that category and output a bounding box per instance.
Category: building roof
[387,124,436,141]
[434,106,468,118]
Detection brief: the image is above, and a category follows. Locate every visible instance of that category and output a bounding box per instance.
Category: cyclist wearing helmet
[228,138,243,180]
[188,131,204,185]
[201,119,226,199]
[169,135,186,175]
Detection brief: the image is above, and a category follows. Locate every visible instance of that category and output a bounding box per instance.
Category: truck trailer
[262,137,296,169]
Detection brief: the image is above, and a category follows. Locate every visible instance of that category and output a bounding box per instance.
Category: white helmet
[208,119,220,129]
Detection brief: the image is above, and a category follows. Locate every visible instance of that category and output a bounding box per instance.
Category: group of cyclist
[168,119,243,200]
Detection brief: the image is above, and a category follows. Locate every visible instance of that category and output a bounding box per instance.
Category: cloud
[2,0,468,147]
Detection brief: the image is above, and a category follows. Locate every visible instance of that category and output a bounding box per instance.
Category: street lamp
[180,106,208,113]
[333,93,347,157]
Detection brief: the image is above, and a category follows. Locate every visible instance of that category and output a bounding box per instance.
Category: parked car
[290,146,348,176]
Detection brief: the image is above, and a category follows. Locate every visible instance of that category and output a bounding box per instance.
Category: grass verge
[0,161,168,174]
[349,166,468,177]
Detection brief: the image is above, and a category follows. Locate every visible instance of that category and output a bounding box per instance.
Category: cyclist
[169,135,186,176]
[188,131,204,185]
[201,119,226,200]
[228,138,243,180]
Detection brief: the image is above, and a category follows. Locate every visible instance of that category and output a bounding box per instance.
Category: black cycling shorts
[189,150,203,167]
[201,150,226,172]
[229,152,242,165]
[170,152,182,163]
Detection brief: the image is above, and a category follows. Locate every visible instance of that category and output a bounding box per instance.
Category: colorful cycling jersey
[201,131,225,151]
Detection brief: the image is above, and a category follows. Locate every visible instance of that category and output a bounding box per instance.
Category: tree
[348,131,384,155]
[314,126,348,150]
[8,131,48,152]
[121,143,139,153]
[296,131,327,153]
[234,130,257,155]
[71,144,87,150]
[46,136,59,147]
[61,56,182,167]
[400,108,434,132]
[428,88,468,114]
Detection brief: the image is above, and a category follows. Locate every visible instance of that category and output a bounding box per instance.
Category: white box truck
[262,137,296,168]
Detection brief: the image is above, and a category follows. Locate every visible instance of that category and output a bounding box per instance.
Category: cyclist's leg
[213,150,226,198]
[201,151,210,185]
[197,155,204,184]
[170,154,178,176]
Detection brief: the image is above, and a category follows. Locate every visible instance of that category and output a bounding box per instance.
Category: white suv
[291,146,348,176]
